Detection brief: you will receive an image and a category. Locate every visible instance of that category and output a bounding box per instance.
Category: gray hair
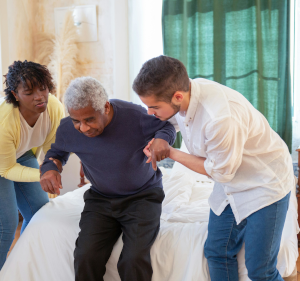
[64,77,108,114]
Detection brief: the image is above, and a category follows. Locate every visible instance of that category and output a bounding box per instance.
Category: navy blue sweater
[41,99,176,197]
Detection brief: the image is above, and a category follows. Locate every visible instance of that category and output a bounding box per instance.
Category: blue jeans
[0,150,49,270]
[204,192,290,281]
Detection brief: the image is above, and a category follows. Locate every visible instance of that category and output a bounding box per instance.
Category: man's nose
[147,108,155,115]
[80,122,90,133]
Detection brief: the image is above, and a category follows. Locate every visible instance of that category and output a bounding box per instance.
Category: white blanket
[0,169,298,281]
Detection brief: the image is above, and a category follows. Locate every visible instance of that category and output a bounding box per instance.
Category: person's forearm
[169,147,209,177]
[4,164,40,182]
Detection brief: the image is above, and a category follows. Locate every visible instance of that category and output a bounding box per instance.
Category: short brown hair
[132,55,189,102]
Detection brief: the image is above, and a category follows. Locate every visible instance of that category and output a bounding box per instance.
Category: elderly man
[40,77,176,281]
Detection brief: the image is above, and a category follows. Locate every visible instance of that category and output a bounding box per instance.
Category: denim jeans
[0,150,49,270]
[204,192,290,281]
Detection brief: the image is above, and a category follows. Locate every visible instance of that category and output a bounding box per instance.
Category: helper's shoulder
[192,78,247,103]
[192,78,251,119]
[57,116,74,133]
[47,94,64,115]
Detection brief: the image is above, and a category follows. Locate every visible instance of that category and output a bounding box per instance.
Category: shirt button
[227,193,230,196]
[186,124,188,127]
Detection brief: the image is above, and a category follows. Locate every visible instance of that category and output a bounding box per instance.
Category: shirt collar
[182,79,200,123]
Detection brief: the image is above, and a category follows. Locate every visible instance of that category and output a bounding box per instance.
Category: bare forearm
[169,147,209,177]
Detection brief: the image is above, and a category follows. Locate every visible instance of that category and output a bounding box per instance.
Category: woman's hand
[49,158,63,173]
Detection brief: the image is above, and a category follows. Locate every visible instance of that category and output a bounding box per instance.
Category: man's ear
[172,91,184,104]
[105,101,110,114]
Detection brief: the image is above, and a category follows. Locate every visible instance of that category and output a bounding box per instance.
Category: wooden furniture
[296,148,300,244]
[297,147,300,187]
[78,161,88,187]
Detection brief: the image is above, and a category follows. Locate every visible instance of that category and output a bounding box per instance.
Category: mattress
[0,167,298,281]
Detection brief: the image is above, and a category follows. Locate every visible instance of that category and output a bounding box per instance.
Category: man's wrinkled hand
[144,138,170,171]
[143,138,154,160]
[40,170,63,195]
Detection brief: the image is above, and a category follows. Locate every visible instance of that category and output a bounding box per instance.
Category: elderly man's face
[69,102,113,137]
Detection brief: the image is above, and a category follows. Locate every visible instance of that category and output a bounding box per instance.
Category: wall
[6,0,116,97]
[2,0,129,195]
[128,0,163,106]
[0,0,9,89]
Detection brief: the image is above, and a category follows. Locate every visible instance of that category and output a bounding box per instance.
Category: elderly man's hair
[64,77,108,114]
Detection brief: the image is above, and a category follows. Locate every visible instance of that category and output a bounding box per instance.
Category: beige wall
[6,0,115,97]
[2,0,130,195]
[0,0,9,89]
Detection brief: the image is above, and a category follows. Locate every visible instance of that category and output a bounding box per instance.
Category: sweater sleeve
[0,125,40,182]
[40,125,70,175]
[139,110,176,145]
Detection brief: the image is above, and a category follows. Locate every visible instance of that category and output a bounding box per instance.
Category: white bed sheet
[0,168,298,281]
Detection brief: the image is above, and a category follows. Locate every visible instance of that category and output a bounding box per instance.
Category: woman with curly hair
[0,60,64,269]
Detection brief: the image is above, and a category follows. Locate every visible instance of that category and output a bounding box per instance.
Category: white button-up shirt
[170,78,294,224]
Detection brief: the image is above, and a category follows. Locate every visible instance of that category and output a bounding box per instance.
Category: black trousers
[74,187,164,281]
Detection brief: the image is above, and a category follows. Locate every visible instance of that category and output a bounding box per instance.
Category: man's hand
[143,138,154,159]
[40,170,63,195]
[143,138,170,171]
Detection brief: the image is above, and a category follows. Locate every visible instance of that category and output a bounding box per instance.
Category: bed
[0,145,298,281]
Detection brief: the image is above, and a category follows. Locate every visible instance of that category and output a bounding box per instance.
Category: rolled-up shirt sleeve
[204,116,248,183]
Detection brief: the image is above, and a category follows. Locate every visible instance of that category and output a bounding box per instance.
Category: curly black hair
[3,60,55,107]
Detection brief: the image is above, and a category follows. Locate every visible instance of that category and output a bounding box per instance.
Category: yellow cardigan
[0,94,64,182]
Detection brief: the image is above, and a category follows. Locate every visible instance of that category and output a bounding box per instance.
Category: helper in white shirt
[133,55,294,281]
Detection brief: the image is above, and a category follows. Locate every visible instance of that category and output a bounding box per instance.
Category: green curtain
[163,0,292,151]
[172,132,182,148]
